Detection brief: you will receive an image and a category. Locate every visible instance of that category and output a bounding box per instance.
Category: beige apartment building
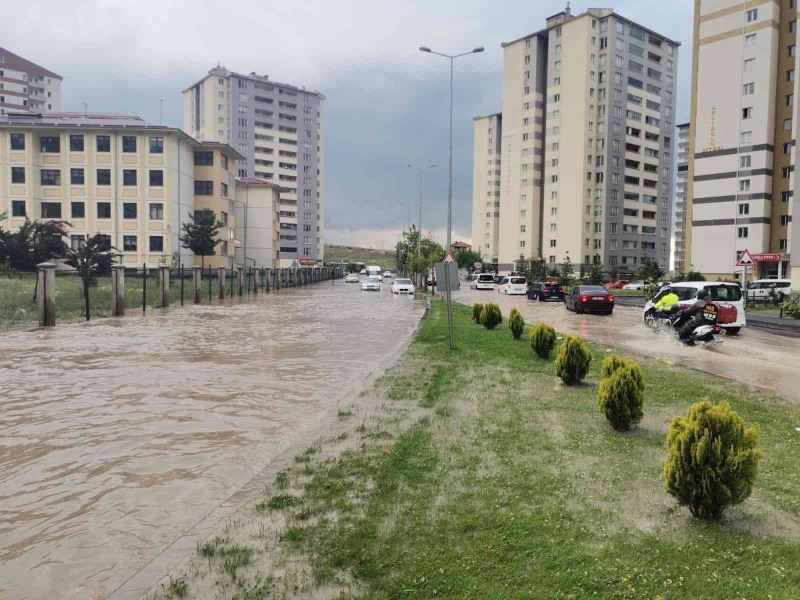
[471,113,502,262]
[688,0,798,283]
[481,7,678,273]
[0,111,257,269]
[0,47,62,115]
[235,177,281,268]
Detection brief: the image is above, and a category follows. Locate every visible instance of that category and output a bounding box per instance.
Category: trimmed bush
[508,308,525,340]
[481,303,502,330]
[664,399,762,520]
[598,361,645,430]
[472,303,485,324]
[554,335,592,385]
[600,354,628,379]
[529,322,557,358]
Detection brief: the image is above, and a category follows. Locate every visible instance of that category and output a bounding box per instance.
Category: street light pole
[406,162,437,269]
[419,44,483,350]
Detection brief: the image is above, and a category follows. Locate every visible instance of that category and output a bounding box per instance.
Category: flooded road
[0,281,425,600]
[454,288,800,403]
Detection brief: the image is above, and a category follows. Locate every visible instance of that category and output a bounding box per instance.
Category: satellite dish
[474,262,483,269]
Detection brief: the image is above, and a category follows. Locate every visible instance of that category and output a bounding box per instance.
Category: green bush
[481,303,502,330]
[598,362,645,431]
[554,335,592,385]
[529,322,557,358]
[664,399,762,520]
[601,354,633,379]
[508,308,525,340]
[781,295,800,319]
[472,303,485,324]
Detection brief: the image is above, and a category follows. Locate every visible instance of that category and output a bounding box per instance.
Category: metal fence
[0,270,39,329]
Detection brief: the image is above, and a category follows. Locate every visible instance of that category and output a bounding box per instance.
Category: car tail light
[608,295,614,302]
[581,294,589,302]
[713,326,722,334]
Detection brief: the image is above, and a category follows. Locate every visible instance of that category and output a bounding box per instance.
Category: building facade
[0,111,250,269]
[688,0,797,282]
[0,47,62,115]
[182,67,325,267]
[674,122,690,274]
[471,113,502,265]
[475,7,678,273]
[235,177,281,268]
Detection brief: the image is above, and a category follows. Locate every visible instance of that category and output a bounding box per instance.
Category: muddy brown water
[0,282,425,599]
[454,288,800,403]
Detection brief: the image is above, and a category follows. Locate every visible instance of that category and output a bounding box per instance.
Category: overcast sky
[8,0,693,248]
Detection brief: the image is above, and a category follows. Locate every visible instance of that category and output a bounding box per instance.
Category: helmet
[696,289,710,300]
[658,284,672,294]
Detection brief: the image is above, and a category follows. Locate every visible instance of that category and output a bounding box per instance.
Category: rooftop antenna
[566,1,571,14]
[83,102,88,117]
[159,98,164,125]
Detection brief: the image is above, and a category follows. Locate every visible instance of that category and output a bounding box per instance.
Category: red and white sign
[443,251,456,263]
[736,250,755,268]
[299,259,317,265]
[752,253,782,262]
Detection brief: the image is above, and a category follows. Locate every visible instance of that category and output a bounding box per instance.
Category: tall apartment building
[475,7,678,273]
[0,47,62,115]
[687,0,798,284]
[0,111,276,269]
[471,113,502,263]
[674,122,690,274]
[183,67,325,267]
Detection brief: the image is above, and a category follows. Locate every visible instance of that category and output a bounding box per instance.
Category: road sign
[736,250,755,268]
[435,262,459,293]
[752,253,781,262]
[443,251,456,263]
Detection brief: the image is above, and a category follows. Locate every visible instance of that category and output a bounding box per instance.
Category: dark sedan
[533,282,565,302]
[565,285,615,315]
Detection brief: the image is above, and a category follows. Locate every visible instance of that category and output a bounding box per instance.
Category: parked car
[746,279,792,302]
[475,273,496,290]
[604,280,629,290]
[623,281,646,291]
[469,274,479,289]
[361,276,381,291]
[643,281,746,334]
[536,282,565,302]
[391,278,415,294]
[345,273,360,283]
[497,276,528,295]
[565,285,615,315]
[383,270,393,279]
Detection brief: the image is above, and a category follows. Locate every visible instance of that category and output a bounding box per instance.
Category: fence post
[217,266,226,299]
[237,266,244,296]
[111,265,126,317]
[180,265,184,306]
[158,265,170,308]
[36,262,56,327]
[143,264,147,314]
[192,266,202,304]
[207,265,212,302]
[252,267,259,295]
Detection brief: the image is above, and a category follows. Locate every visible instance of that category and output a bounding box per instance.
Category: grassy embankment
[155,301,800,599]
[325,244,396,271]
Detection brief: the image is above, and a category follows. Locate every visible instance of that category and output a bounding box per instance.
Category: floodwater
[454,288,800,403]
[0,281,425,600]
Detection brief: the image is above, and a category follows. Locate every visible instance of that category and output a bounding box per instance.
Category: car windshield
[671,286,699,301]
[581,286,607,293]
[478,275,494,281]
[510,277,526,284]
[545,283,561,289]
[396,279,412,284]
[365,277,380,283]
[708,284,742,301]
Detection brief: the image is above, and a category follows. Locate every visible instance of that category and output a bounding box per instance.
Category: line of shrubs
[471,302,763,521]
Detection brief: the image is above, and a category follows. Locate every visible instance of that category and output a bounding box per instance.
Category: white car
[361,276,381,291]
[746,279,792,301]
[623,281,646,291]
[497,276,528,295]
[383,270,393,279]
[391,278,415,294]
[469,274,479,289]
[345,273,360,283]
[475,273,496,290]
[644,281,746,334]
[359,269,367,275]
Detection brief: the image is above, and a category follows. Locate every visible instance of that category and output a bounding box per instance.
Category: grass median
[157,299,800,599]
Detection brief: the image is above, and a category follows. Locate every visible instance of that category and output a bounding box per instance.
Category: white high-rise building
[471,113,502,264]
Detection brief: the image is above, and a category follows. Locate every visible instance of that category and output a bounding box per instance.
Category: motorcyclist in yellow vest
[654,284,679,320]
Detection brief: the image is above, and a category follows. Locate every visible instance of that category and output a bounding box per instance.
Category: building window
[787,94,795,107]
[40,169,60,186]
[123,203,137,219]
[97,202,111,218]
[149,170,163,187]
[742,107,753,119]
[11,166,25,184]
[737,226,749,239]
[149,236,164,252]
[11,200,26,217]
[784,118,793,131]
[740,155,751,168]
[10,133,25,150]
[70,235,85,251]
[122,136,137,153]
[97,169,111,185]
[123,169,137,186]
[739,179,750,191]
[738,203,750,215]
[149,203,164,220]
[780,215,791,226]
[743,82,755,95]
[97,135,111,152]
[746,8,757,22]
[744,58,756,71]
[194,151,214,166]
[783,166,795,178]
[740,131,752,144]
[71,202,85,218]
[149,137,164,154]
[194,180,213,195]
[40,202,62,218]
[782,191,793,203]
[788,69,796,82]
[70,168,84,185]
[123,236,137,252]
[744,33,756,47]
[40,136,60,153]
[69,135,84,152]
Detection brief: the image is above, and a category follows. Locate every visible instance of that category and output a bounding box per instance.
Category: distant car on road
[565,285,615,315]
[746,279,792,302]
[391,278,415,294]
[497,276,528,295]
[345,273,360,283]
[475,273,496,290]
[535,282,565,302]
[623,281,646,291]
[382,270,393,279]
[361,276,381,291]
[359,269,367,275]
[604,280,629,290]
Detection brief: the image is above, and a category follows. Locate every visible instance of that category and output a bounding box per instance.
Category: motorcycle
[644,303,723,346]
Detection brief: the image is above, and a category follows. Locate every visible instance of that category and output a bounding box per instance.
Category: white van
[366,265,383,282]
[475,273,496,290]
[746,279,792,302]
